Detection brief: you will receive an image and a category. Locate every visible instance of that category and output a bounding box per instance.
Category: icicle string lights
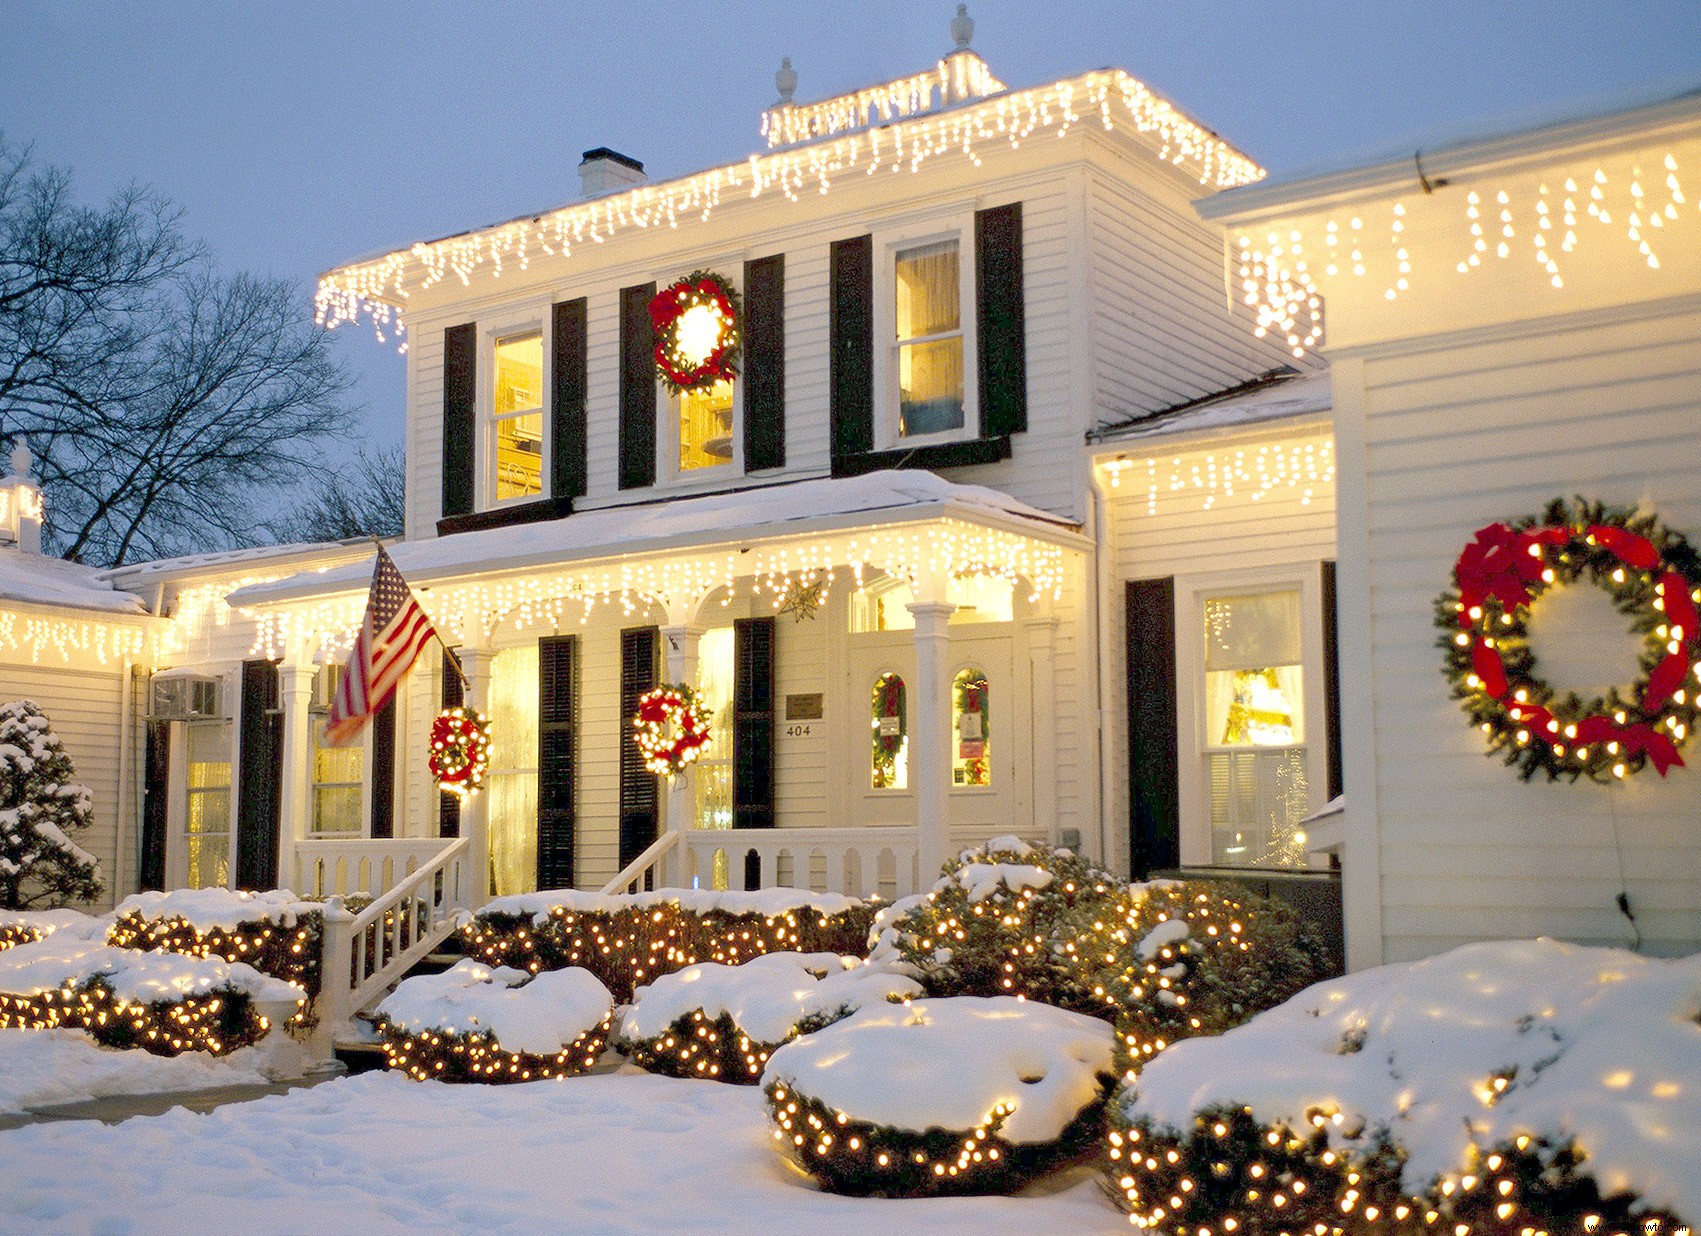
[317,68,1263,342]
[761,53,1005,147]
[1100,436,1336,517]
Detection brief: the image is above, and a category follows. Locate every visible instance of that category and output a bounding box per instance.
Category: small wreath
[633,684,713,778]
[430,707,491,800]
[871,672,907,787]
[1436,497,1701,783]
[649,270,742,395]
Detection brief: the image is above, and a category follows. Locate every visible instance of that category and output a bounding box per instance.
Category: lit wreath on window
[430,707,491,800]
[632,684,713,778]
[648,270,741,395]
[1435,498,1701,783]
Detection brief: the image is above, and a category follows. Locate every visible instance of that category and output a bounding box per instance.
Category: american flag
[324,545,440,745]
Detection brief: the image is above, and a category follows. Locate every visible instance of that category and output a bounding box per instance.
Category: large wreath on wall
[633,683,714,778]
[430,707,492,800]
[1435,497,1701,783]
[648,270,742,395]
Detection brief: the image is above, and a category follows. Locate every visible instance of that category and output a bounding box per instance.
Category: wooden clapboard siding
[1341,303,1701,962]
[406,323,445,540]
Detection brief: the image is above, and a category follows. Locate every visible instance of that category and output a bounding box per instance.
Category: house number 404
[785,724,813,737]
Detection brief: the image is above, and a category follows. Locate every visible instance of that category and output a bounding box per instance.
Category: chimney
[579,148,646,198]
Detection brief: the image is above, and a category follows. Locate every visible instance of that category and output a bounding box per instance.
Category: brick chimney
[579,148,646,198]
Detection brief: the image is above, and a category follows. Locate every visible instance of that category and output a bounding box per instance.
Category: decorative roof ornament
[950,4,974,51]
[775,56,797,105]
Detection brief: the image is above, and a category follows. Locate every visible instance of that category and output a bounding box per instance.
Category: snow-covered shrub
[0,908,91,952]
[0,700,103,910]
[872,836,1130,1017]
[617,952,921,1083]
[763,996,1116,1197]
[460,888,875,1003]
[0,937,304,1056]
[108,889,324,998]
[376,959,613,1083]
[1107,940,1701,1235]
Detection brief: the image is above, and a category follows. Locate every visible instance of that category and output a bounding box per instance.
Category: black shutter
[733,618,776,829]
[975,202,1026,438]
[1321,560,1344,803]
[743,254,785,472]
[551,298,588,499]
[538,636,579,890]
[442,323,476,518]
[829,235,874,471]
[235,661,282,891]
[618,283,657,490]
[370,697,395,840]
[1126,579,1179,878]
[139,719,169,892]
[438,649,463,839]
[618,627,660,877]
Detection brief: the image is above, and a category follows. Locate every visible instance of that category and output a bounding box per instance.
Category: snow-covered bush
[1107,940,1700,1235]
[376,959,613,1083]
[617,952,921,1083]
[0,907,91,952]
[108,889,324,998]
[764,996,1116,1197]
[461,888,875,1003]
[0,937,304,1056]
[0,700,103,910]
[872,836,1129,1017]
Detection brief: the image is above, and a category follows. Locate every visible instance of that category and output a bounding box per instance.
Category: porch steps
[330,935,470,1074]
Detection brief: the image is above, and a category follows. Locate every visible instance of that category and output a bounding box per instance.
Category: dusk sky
[6,1,1699,452]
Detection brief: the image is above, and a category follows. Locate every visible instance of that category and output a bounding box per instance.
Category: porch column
[1025,618,1059,845]
[275,662,316,893]
[659,623,705,888]
[907,600,956,883]
[457,647,497,900]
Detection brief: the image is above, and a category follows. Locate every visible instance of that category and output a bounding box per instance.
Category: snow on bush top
[764,996,1115,1144]
[377,960,613,1056]
[952,863,1053,903]
[1122,938,1701,1222]
[0,938,304,1007]
[0,908,95,939]
[113,888,317,932]
[621,953,920,1045]
[479,886,863,924]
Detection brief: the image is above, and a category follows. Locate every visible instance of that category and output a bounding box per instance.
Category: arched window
[871,672,908,790]
[951,668,990,787]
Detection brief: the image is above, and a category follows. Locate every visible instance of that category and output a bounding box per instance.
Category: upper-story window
[895,238,966,438]
[677,380,735,473]
[492,331,544,503]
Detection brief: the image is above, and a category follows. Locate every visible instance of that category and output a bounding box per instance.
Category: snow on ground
[478,884,864,924]
[113,887,317,931]
[764,996,1115,1144]
[0,937,303,1009]
[378,961,612,1054]
[1123,938,1701,1223]
[0,1029,279,1116]
[0,1070,1123,1234]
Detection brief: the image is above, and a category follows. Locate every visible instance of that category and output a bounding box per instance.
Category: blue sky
[5,1,1699,450]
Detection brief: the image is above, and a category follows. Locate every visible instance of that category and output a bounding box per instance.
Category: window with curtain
[678,379,734,472]
[310,666,362,834]
[1202,590,1309,868]
[185,720,232,889]
[492,332,544,502]
[487,645,540,896]
[951,668,990,787]
[871,672,908,790]
[894,239,964,437]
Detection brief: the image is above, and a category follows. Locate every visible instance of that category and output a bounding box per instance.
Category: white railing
[312,835,472,1058]
[682,827,920,901]
[600,832,680,896]
[292,836,451,901]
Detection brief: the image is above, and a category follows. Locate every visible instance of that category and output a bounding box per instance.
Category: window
[1202,590,1309,868]
[871,672,908,790]
[492,332,544,502]
[894,239,965,438]
[309,667,362,835]
[487,645,539,896]
[951,668,990,787]
[678,379,734,473]
[184,720,232,889]
[692,628,736,831]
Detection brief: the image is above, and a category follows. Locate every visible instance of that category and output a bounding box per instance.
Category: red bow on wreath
[1454,522,1566,619]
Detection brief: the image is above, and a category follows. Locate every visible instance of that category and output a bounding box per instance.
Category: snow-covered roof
[1199,77,1701,220]
[0,547,149,616]
[1088,370,1331,447]
[228,471,1083,608]
[101,538,375,585]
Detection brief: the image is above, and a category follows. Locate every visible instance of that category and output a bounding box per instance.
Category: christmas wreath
[648,270,741,395]
[430,707,491,800]
[871,672,907,787]
[633,684,713,777]
[1435,497,1701,783]
[954,672,990,786]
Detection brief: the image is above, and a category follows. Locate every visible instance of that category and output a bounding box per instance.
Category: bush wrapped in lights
[107,888,324,998]
[763,996,1116,1198]
[1107,939,1701,1235]
[0,938,304,1057]
[375,959,613,1084]
[460,888,876,1004]
[0,908,90,952]
[617,952,921,1083]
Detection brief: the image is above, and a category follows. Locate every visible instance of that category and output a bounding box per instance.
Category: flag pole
[371,537,469,689]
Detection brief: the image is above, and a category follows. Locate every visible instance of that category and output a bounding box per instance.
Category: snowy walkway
[0,1070,1123,1234]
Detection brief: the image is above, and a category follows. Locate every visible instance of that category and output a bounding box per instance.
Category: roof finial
[775,56,797,104]
[8,436,30,480]
[950,3,974,50]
